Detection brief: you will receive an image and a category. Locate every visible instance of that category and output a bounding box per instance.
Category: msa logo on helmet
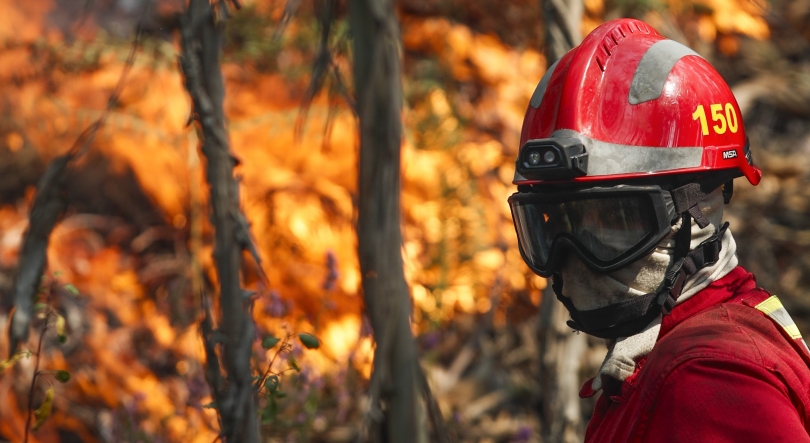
[723,149,738,160]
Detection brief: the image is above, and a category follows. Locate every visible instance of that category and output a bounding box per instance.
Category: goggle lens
[510,194,659,272]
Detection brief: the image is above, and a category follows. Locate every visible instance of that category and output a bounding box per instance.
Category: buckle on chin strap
[701,221,728,266]
[658,262,686,316]
[682,221,728,274]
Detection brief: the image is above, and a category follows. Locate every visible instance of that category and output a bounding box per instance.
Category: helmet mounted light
[517,137,588,180]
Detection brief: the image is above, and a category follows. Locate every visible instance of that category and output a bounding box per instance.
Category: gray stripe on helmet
[629,40,702,105]
[513,130,703,182]
[530,59,561,109]
[553,129,703,176]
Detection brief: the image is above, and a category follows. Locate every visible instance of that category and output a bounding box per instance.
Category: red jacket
[581,266,810,442]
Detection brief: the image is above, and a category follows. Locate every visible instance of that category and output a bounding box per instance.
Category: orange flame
[0,1,613,439]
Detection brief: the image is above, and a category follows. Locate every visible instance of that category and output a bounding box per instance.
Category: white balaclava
[558,187,738,390]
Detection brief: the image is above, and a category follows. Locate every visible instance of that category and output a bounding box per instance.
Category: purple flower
[322,251,339,291]
[336,390,351,423]
[187,377,208,406]
[299,367,312,384]
[421,331,441,350]
[514,425,532,442]
[310,374,325,391]
[265,290,288,318]
[360,315,373,337]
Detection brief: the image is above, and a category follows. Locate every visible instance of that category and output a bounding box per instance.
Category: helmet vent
[595,22,652,71]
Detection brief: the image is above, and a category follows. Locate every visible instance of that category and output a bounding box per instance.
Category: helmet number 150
[693,103,739,136]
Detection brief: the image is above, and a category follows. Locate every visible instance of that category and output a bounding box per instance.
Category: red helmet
[510,19,761,338]
[513,18,761,186]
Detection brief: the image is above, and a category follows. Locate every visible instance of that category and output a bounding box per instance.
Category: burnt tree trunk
[8,155,69,355]
[542,0,584,62]
[179,1,259,442]
[350,0,425,441]
[537,285,588,442]
[537,0,588,442]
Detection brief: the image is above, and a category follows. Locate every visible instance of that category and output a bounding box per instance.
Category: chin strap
[553,221,729,340]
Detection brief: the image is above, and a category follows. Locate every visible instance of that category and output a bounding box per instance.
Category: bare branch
[200,292,225,432]
[541,0,583,62]
[351,0,424,441]
[295,0,337,141]
[8,4,147,356]
[178,0,260,440]
[537,1,588,441]
[417,363,451,443]
[273,0,303,40]
[355,310,396,443]
[8,156,70,356]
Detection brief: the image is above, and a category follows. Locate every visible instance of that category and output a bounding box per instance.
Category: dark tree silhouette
[537,0,589,441]
[179,1,260,441]
[351,0,426,441]
[8,15,145,357]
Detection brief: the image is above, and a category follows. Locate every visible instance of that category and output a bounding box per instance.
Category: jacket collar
[659,266,758,339]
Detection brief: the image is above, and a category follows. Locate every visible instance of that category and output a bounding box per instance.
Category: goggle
[508,185,678,277]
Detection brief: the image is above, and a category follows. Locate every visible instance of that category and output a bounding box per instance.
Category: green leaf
[0,351,28,371]
[275,391,286,399]
[202,401,217,409]
[55,314,67,343]
[63,283,80,296]
[298,332,320,349]
[33,303,48,312]
[264,375,279,393]
[55,370,70,383]
[261,336,280,349]
[32,387,54,430]
[288,354,301,372]
[261,396,278,424]
[53,271,64,277]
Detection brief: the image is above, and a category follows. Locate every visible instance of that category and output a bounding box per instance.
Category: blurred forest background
[1,0,810,441]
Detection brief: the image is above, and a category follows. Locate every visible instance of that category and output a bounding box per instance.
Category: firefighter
[510,18,810,441]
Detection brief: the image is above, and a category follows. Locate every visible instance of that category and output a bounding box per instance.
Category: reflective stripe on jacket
[581,266,810,442]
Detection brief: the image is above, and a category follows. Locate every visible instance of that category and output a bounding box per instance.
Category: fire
[583,0,769,52]
[0,0,52,43]
[698,0,769,39]
[0,1,520,437]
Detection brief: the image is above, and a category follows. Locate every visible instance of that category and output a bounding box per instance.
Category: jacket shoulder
[651,301,805,370]
[633,302,810,438]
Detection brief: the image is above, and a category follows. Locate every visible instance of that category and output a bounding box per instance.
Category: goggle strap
[688,204,711,229]
[674,212,692,259]
[671,181,725,229]
[671,183,708,214]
